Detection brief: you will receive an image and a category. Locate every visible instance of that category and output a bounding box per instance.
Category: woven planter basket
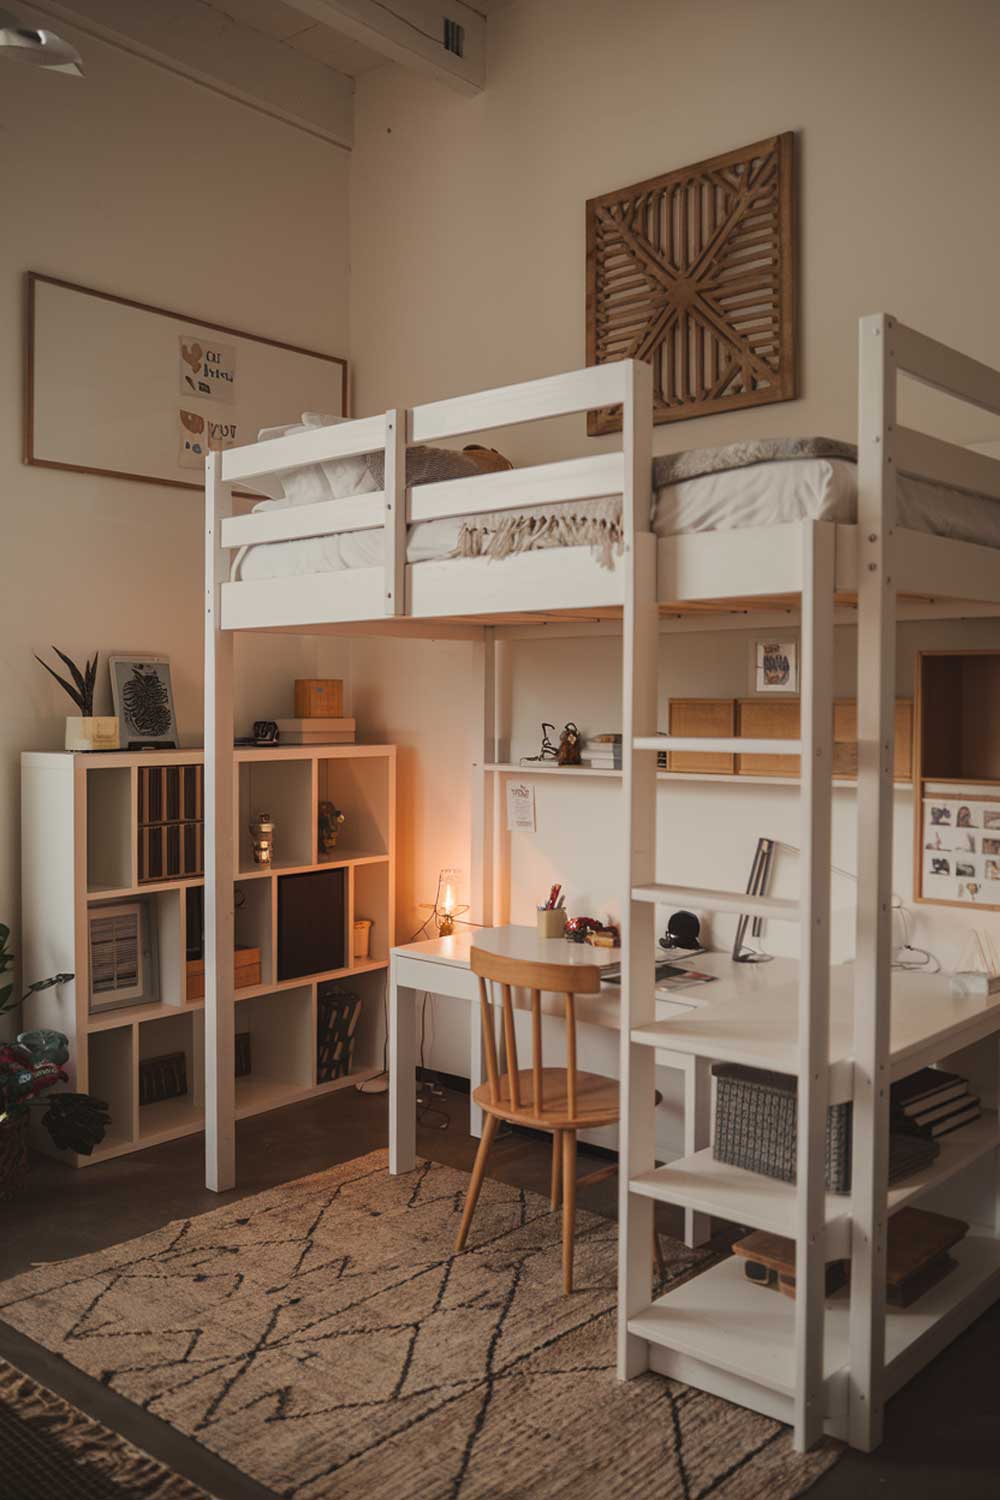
[0,1115,29,1201]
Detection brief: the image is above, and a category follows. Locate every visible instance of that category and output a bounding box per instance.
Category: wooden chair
[455,946,664,1293]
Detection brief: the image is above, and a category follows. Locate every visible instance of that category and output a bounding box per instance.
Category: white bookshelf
[21,744,395,1167]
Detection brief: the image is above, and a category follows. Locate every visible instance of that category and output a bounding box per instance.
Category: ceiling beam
[281,0,485,95]
[33,0,355,149]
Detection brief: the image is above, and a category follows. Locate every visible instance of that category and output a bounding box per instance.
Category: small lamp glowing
[437,868,461,936]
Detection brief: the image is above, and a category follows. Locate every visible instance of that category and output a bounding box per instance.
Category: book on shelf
[276,717,355,733]
[588,733,622,744]
[280,732,356,745]
[581,757,621,769]
[898,1096,981,1139]
[892,1067,968,1116]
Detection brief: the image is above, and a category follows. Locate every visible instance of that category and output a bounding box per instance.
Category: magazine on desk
[599,957,717,991]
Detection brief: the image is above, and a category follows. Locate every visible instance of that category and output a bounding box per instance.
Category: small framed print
[751,638,799,694]
[109,654,178,749]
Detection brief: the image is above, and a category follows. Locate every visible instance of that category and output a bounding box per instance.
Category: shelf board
[234,1067,373,1120]
[631,1113,1000,1251]
[236,958,388,1001]
[630,1233,1000,1413]
[87,876,203,903]
[237,851,388,880]
[88,999,205,1032]
[138,1094,204,1143]
[483,763,913,790]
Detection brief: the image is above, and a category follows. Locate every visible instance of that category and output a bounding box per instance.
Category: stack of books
[276,717,356,746]
[580,733,622,770]
[892,1067,981,1140]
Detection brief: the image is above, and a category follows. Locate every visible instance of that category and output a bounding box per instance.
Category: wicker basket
[0,1115,29,1201]
[712,1063,853,1194]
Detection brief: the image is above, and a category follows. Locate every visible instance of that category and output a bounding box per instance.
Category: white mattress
[233,458,1000,582]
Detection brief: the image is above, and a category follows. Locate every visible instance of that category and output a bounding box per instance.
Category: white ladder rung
[633,736,801,755]
[631,883,800,920]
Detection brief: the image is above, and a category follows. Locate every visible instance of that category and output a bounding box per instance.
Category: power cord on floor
[416,992,450,1131]
[356,971,390,1095]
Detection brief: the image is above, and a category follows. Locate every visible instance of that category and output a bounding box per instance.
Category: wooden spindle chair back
[470,947,601,1126]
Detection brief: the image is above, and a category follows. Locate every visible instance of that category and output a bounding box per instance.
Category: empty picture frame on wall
[24,273,348,492]
[585,133,796,433]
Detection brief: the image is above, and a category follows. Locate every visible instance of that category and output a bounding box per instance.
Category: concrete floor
[2,1086,998,1499]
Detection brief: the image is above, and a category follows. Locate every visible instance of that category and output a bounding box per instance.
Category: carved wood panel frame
[585,133,797,434]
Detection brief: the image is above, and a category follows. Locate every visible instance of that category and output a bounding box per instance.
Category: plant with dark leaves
[34,646,98,716]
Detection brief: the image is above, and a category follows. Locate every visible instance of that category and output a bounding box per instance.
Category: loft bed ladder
[617,318,900,1452]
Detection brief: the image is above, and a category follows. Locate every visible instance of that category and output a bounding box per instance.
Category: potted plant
[35,647,119,751]
[0,924,111,1196]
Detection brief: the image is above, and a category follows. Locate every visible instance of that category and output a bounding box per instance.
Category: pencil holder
[537,909,567,939]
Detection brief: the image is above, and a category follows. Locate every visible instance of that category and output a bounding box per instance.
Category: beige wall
[2,17,351,991]
[350,0,1000,452]
[347,0,1000,1078]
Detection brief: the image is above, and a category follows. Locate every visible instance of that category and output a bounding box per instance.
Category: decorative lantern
[249,813,275,866]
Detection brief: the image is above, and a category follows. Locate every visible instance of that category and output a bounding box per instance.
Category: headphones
[659,910,701,952]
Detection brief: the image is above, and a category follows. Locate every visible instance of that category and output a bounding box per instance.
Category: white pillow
[250,412,379,507]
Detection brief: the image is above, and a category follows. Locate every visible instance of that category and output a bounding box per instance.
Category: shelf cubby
[137,1009,203,1142]
[234,986,315,1115]
[235,876,274,988]
[353,860,390,964]
[317,753,391,858]
[238,755,314,872]
[87,1025,135,1155]
[86,766,134,893]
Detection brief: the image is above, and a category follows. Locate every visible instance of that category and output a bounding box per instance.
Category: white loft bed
[203,316,1000,1458]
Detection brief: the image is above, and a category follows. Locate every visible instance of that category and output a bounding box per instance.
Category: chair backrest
[470,946,602,1118]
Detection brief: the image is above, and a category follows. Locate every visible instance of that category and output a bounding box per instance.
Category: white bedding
[232,457,1000,582]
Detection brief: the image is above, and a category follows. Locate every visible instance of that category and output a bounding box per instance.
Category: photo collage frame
[922,795,1000,904]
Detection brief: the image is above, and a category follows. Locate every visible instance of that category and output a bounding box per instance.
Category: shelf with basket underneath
[628,1229,1000,1437]
[630,1110,1000,1256]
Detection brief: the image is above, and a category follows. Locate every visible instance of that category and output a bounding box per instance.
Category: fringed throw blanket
[452,495,624,568]
[451,436,854,568]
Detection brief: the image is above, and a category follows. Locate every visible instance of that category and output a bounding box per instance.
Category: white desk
[388,926,765,1244]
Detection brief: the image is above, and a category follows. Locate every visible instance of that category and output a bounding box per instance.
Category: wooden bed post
[849,313,898,1449]
[618,356,656,1380]
[794,520,835,1449]
[204,451,236,1193]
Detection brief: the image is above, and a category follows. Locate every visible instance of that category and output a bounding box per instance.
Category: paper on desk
[506,779,536,832]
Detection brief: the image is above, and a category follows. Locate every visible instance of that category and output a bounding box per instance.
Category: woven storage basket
[712,1063,852,1193]
[0,1116,29,1201]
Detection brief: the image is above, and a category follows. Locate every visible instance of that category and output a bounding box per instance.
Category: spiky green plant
[35,647,98,716]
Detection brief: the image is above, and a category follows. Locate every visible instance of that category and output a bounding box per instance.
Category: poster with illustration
[179,334,236,403]
[178,411,240,471]
[753,638,798,693]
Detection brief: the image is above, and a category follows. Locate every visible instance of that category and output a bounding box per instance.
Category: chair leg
[562,1129,577,1294]
[455,1112,499,1252]
[550,1130,562,1210]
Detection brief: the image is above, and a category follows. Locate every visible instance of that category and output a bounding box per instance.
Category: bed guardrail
[216,361,642,615]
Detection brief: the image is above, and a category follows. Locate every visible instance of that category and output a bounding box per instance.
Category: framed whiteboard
[24,273,348,492]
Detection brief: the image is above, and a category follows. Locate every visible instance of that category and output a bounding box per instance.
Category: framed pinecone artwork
[585,133,797,434]
[109,655,178,749]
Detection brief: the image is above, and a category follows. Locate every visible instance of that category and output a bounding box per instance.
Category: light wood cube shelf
[21,744,395,1166]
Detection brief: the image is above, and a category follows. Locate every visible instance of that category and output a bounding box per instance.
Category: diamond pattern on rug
[0,1151,839,1499]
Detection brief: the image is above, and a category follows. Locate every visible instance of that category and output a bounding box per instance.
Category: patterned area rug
[0,1358,210,1499]
[0,1152,838,1499]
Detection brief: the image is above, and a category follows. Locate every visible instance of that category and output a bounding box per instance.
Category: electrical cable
[416,991,450,1130]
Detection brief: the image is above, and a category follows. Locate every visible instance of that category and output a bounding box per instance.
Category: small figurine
[522,722,559,765]
[249,813,275,865]
[318,801,346,854]
[564,915,603,944]
[557,722,582,766]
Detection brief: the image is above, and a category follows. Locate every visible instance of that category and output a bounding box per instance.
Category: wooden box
[735,698,914,780]
[667,698,735,774]
[186,946,261,1002]
[736,699,800,776]
[294,679,344,718]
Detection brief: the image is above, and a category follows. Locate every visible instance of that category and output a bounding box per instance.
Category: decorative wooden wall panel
[585,133,796,434]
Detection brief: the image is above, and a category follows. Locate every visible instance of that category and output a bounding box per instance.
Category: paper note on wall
[506,780,536,832]
[179,334,236,403]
